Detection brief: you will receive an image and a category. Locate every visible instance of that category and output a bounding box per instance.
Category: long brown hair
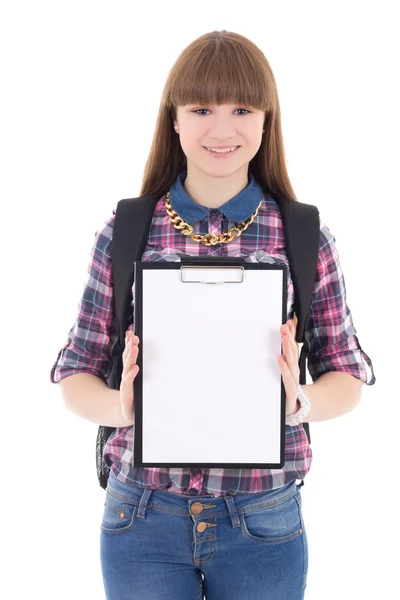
[139,30,298,203]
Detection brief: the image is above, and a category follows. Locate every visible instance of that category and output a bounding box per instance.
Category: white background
[2,1,397,598]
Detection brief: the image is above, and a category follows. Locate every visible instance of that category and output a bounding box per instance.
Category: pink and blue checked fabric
[50,170,375,496]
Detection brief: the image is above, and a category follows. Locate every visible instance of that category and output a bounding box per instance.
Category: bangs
[168,37,273,114]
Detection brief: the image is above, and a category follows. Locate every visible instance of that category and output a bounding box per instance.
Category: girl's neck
[182,164,250,210]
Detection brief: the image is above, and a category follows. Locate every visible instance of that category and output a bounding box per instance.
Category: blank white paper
[139,265,284,466]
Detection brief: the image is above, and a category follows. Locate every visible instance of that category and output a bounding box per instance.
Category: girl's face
[174,104,265,174]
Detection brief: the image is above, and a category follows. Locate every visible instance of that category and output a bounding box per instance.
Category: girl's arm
[50,212,117,388]
[301,221,375,422]
[50,211,134,428]
[59,373,133,427]
[302,371,364,422]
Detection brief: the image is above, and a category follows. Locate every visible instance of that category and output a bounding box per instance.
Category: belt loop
[224,495,241,528]
[136,489,153,519]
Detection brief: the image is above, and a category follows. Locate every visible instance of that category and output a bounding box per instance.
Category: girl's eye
[193,108,250,115]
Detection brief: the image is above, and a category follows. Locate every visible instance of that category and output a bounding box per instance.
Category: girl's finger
[277,355,298,399]
[288,333,299,362]
[284,322,300,362]
[288,322,299,355]
[127,339,139,365]
[124,335,139,354]
[125,331,139,343]
[125,363,139,378]
[282,333,295,365]
[281,334,299,381]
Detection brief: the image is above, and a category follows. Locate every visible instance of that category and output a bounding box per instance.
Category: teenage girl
[50,29,376,600]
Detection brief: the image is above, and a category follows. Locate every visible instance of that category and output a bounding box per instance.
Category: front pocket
[100,489,138,534]
[240,492,303,544]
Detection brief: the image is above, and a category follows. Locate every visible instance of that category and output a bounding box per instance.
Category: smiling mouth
[202,146,241,154]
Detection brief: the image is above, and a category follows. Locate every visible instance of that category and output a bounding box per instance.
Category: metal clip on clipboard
[180,265,245,284]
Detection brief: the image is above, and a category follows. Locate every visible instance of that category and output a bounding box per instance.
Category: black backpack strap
[96,194,159,490]
[112,195,160,361]
[275,197,320,447]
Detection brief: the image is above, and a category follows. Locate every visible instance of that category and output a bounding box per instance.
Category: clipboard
[133,256,288,469]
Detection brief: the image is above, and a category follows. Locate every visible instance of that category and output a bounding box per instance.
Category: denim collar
[168,169,264,224]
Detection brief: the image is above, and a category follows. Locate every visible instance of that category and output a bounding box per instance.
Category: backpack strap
[275,196,320,446]
[96,195,160,490]
[112,195,160,362]
[274,197,320,343]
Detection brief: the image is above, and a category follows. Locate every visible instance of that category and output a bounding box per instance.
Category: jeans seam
[295,495,307,591]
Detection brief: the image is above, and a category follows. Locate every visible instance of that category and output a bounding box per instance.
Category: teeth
[206,146,238,153]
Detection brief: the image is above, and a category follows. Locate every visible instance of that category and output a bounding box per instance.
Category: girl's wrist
[286,385,312,426]
[288,398,301,416]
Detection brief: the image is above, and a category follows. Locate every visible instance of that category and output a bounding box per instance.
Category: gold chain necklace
[165,191,263,247]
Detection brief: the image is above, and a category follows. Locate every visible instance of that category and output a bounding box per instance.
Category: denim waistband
[106,469,301,528]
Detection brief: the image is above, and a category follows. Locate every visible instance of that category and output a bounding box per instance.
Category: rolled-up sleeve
[50,211,118,384]
[304,222,376,385]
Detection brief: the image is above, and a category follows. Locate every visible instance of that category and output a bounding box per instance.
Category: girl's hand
[277,319,301,417]
[119,330,140,426]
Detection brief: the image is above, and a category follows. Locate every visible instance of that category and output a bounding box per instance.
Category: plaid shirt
[50,169,376,496]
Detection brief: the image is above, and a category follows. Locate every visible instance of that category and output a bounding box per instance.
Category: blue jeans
[100,469,308,599]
